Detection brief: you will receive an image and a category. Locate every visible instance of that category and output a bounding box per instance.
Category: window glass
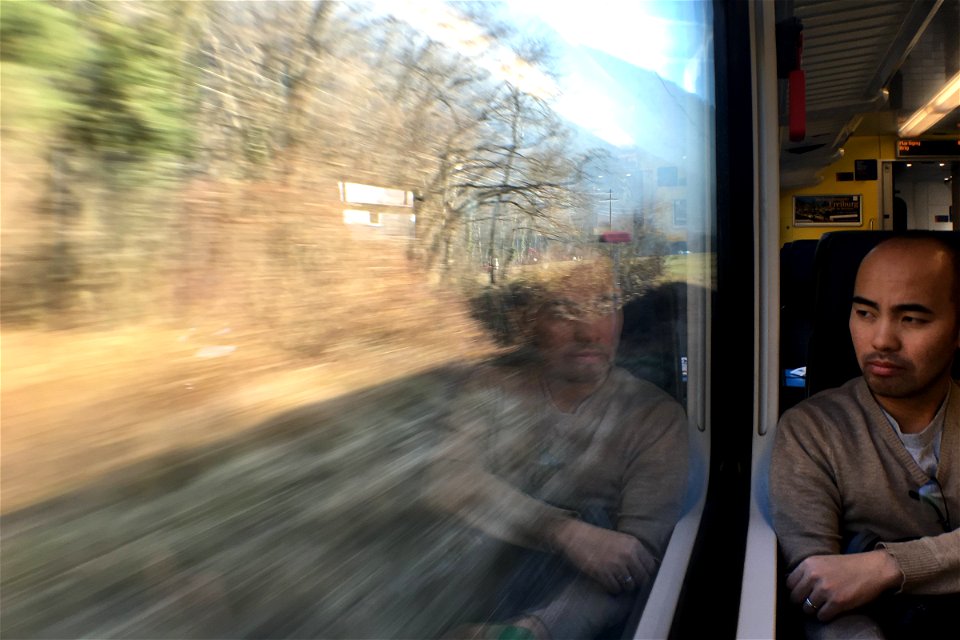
[1,1,714,637]
[674,199,689,227]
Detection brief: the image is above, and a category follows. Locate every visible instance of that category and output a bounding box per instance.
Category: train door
[882,160,957,230]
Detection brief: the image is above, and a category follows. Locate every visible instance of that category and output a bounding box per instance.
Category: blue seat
[779,239,819,413]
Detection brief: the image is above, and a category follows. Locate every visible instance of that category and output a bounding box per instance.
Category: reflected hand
[786,551,902,622]
[549,519,654,594]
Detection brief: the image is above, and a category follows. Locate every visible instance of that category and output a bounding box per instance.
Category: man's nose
[573,316,609,342]
[871,317,901,352]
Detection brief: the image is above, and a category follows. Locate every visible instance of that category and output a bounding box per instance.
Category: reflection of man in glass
[430,258,688,639]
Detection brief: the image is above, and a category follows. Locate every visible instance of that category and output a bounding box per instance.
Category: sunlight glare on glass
[509,0,675,80]
[362,0,559,99]
[360,1,711,149]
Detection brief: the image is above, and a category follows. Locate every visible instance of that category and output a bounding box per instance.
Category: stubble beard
[863,361,952,401]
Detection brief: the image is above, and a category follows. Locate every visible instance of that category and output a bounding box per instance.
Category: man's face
[534,290,622,384]
[849,239,959,402]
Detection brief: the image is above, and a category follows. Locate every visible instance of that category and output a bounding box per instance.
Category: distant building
[339,181,416,238]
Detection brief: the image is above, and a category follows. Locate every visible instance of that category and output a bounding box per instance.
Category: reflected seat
[618,281,693,405]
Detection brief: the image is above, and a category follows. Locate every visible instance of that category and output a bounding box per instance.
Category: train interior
[746,1,959,638]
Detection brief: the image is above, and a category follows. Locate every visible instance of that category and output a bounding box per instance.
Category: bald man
[430,259,688,640]
[771,236,960,639]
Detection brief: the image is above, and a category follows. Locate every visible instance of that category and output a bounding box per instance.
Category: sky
[361,0,713,149]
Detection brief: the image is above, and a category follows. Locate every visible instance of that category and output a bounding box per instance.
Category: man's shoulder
[778,377,871,434]
[607,367,687,417]
[771,382,873,485]
[609,366,675,398]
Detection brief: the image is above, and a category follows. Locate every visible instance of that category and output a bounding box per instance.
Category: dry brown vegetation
[1,203,496,514]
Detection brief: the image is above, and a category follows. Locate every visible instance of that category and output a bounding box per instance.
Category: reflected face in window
[849,239,960,403]
[533,290,622,384]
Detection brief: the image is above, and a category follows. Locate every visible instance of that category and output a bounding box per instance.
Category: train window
[1,1,715,638]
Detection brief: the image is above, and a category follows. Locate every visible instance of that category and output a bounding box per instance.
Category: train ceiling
[776,0,959,188]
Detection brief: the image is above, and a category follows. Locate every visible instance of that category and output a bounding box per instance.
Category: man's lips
[569,350,606,360]
[864,360,905,376]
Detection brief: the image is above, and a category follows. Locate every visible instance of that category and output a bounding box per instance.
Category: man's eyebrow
[851,296,934,314]
[892,303,934,315]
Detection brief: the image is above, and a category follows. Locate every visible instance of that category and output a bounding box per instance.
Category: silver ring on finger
[803,596,818,610]
[621,575,633,584]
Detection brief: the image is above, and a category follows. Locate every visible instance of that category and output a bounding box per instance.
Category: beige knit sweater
[429,364,689,571]
[771,378,959,594]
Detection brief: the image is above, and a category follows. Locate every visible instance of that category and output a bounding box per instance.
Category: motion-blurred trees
[1,0,600,334]
[2,0,197,324]
[397,38,595,282]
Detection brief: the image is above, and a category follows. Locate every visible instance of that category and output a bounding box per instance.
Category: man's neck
[542,374,607,413]
[873,378,951,434]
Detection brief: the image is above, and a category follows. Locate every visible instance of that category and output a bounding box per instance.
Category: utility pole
[599,189,619,229]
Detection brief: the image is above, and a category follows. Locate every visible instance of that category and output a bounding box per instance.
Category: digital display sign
[897,139,960,158]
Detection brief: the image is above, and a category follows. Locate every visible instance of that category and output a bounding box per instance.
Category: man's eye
[902,316,928,325]
[853,308,873,319]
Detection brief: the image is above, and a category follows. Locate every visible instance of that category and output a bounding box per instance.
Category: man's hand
[548,519,655,594]
[786,551,903,621]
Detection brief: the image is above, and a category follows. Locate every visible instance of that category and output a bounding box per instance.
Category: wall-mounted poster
[793,194,862,226]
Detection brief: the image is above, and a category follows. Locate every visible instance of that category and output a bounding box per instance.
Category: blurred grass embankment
[2,362,509,638]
